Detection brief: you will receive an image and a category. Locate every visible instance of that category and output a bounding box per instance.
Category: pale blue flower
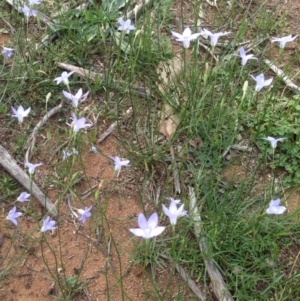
[67,113,92,133]
[91,145,98,153]
[129,212,165,239]
[266,199,286,215]
[171,27,201,48]
[25,161,43,174]
[117,18,136,34]
[200,28,230,46]
[62,150,72,160]
[235,47,257,66]
[53,71,74,85]
[72,147,78,155]
[250,73,273,92]
[62,88,89,107]
[41,216,56,232]
[262,136,286,148]
[19,5,37,17]
[271,34,297,48]
[163,201,186,225]
[6,206,22,226]
[110,156,130,170]
[28,0,41,4]
[78,206,92,223]
[17,192,30,202]
[11,105,31,123]
[2,47,14,58]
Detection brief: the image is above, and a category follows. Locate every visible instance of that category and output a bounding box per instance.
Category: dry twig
[189,186,234,301]
[25,102,64,163]
[0,145,57,216]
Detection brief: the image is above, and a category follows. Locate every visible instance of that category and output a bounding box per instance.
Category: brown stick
[0,145,57,216]
[189,186,234,301]
[57,62,149,98]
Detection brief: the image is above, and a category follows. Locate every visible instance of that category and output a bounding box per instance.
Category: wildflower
[171,27,201,48]
[235,47,257,66]
[110,156,130,171]
[262,136,286,148]
[6,206,22,226]
[78,206,92,223]
[28,0,41,4]
[62,88,89,108]
[67,113,92,133]
[129,212,165,239]
[11,105,31,123]
[266,199,286,215]
[166,197,181,204]
[163,201,186,225]
[200,28,230,47]
[25,162,43,174]
[53,71,74,85]
[19,5,37,17]
[72,148,78,155]
[271,34,298,49]
[250,73,273,92]
[2,47,14,59]
[117,18,136,34]
[91,145,98,153]
[40,216,56,232]
[17,192,30,202]
[62,150,72,160]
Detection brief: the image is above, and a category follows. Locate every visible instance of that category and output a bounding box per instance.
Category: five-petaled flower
[271,34,298,49]
[67,113,92,133]
[117,18,136,34]
[200,28,230,47]
[110,156,130,171]
[41,216,56,232]
[78,206,92,223]
[266,199,286,215]
[235,47,257,66]
[250,73,273,92]
[262,136,286,149]
[171,27,201,48]
[17,192,30,202]
[2,47,14,59]
[163,199,188,225]
[129,212,165,239]
[11,105,31,123]
[6,206,22,226]
[19,5,37,17]
[54,71,74,85]
[63,88,89,108]
[25,161,43,174]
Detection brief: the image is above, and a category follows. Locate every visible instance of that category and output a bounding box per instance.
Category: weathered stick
[97,107,133,143]
[169,255,206,300]
[0,145,57,216]
[57,62,149,98]
[25,101,64,163]
[126,0,156,20]
[264,58,300,95]
[170,146,181,194]
[189,187,234,301]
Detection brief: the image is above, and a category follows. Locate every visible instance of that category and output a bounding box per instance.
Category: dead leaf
[159,104,180,140]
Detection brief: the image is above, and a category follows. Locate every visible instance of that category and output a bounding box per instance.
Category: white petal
[150,226,165,237]
[171,31,183,40]
[129,228,145,237]
[147,212,158,229]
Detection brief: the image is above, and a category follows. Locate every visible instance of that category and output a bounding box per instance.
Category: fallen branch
[25,101,64,163]
[169,255,206,300]
[170,146,181,194]
[97,107,133,143]
[0,145,57,216]
[126,0,156,20]
[57,62,149,98]
[264,59,300,95]
[189,186,234,301]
